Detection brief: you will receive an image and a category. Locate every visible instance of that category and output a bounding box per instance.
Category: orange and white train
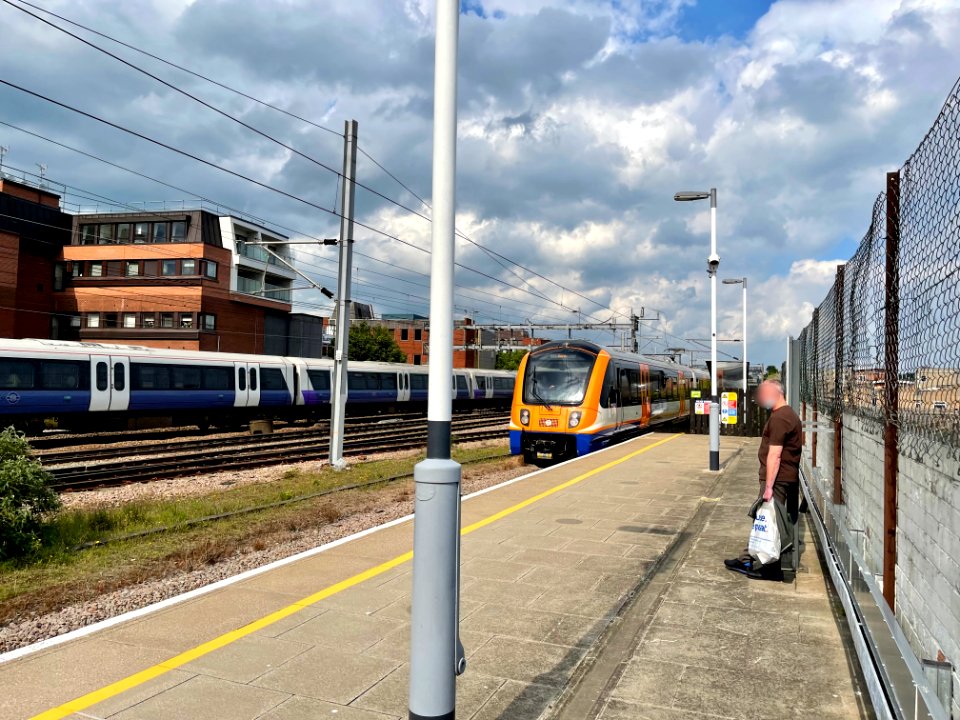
[509,340,709,464]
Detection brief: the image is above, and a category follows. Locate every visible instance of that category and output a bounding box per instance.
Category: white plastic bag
[748,500,781,565]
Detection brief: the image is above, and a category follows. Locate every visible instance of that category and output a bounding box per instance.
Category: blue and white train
[0,339,517,431]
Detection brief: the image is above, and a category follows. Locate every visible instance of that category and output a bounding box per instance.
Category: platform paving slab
[0,432,867,720]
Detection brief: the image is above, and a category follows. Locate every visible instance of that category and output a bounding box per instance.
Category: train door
[247,364,261,408]
[234,362,249,407]
[640,364,651,425]
[89,355,111,412]
[109,355,130,411]
[398,371,410,402]
[616,364,629,429]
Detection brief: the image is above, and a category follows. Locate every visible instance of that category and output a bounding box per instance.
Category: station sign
[720,392,738,425]
[690,390,701,399]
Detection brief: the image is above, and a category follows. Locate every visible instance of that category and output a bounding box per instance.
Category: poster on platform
[721,392,738,425]
[694,400,706,415]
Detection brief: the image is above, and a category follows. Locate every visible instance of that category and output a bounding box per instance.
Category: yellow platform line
[31,433,681,720]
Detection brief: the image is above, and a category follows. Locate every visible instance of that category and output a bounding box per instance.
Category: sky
[1,0,959,366]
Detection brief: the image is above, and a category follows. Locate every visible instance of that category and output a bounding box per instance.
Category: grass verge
[0,444,517,626]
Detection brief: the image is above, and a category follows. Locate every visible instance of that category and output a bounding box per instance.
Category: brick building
[0,178,73,339]
[51,210,299,354]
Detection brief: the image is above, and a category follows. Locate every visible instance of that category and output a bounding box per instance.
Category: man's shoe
[748,563,785,582]
[724,557,749,570]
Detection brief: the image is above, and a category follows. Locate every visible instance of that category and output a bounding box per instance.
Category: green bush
[0,426,61,559]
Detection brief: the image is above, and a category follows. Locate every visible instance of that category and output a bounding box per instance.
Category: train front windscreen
[522,348,597,406]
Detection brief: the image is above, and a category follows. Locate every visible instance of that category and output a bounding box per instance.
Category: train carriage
[509,340,707,464]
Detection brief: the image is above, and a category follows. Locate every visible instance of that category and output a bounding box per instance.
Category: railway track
[45,413,510,490]
[28,410,463,452]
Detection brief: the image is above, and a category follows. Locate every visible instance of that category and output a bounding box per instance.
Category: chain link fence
[797,78,960,464]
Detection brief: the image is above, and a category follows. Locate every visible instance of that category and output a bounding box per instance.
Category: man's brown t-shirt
[758,405,802,483]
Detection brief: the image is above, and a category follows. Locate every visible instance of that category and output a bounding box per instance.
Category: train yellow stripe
[29,433,681,720]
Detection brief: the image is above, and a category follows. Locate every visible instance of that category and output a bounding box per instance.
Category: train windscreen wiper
[531,372,552,411]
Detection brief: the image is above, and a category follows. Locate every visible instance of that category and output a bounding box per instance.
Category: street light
[674,187,720,472]
[723,277,748,425]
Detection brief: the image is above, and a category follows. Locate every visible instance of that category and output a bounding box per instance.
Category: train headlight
[520,409,530,426]
[568,411,582,428]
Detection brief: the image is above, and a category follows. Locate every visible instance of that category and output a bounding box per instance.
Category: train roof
[527,339,704,377]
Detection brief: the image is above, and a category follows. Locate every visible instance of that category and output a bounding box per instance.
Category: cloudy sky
[2,0,959,366]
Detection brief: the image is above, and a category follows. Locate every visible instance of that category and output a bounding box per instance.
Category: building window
[99,224,114,245]
[86,313,100,328]
[116,223,131,243]
[200,313,216,331]
[160,312,174,328]
[142,313,156,328]
[153,222,168,243]
[161,260,177,276]
[104,312,118,328]
[204,260,218,279]
[179,313,194,329]
[181,258,197,275]
[414,328,423,341]
[106,261,122,277]
[125,261,140,277]
[171,221,186,241]
[144,259,158,278]
[90,262,103,277]
[123,313,137,328]
[72,262,82,278]
[80,224,97,245]
[413,355,421,365]
[134,223,149,243]
[53,263,65,291]
[401,328,409,341]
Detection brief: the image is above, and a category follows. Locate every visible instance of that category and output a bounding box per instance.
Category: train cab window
[380,373,397,391]
[307,369,331,391]
[96,362,108,392]
[249,368,258,391]
[238,367,246,391]
[523,348,596,406]
[114,363,125,391]
[261,368,288,391]
[0,360,35,389]
[202,367,232,390]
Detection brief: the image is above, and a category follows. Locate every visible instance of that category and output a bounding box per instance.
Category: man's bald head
[758,379,785,410]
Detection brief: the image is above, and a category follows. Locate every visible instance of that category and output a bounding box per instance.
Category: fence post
[833,264,845,505]
[882,171,900,610]
[812,308,819,468]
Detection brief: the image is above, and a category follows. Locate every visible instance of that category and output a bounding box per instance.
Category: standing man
[725,378,802,580]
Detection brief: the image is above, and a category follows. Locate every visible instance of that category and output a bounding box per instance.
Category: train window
[494,377,513,391]
[131,363,170,390]
[627,368,641,405]
[249,368,258,391]
[0,359,35,389]
[349,372,378,390]
[456,375,468,391]
[411,374,428,390]
[380,374,397,391]
[39,360,86,390]
[476,376,486,391]
[203,367,232,390]
[261,368,288,391]
[172,366,202,390]
[96,362,108,392]
[307,369,331,391]
[114,363,125,391]
[650,371,665,402]
[238,367,246,391]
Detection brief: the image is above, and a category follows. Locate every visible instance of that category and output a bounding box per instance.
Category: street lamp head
[674,191,711,202]
[722,278,744,285]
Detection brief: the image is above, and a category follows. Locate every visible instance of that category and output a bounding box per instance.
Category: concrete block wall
[805,412,959,717]
[896,442,960,719]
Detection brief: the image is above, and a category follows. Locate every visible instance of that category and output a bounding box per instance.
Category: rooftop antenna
[36,163,47,187]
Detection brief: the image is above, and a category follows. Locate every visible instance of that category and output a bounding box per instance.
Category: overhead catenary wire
[4,0,644,324]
